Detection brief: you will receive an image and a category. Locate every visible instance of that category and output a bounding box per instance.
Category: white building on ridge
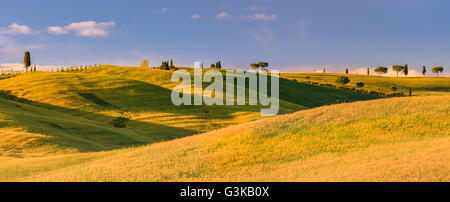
[194,61,203,68]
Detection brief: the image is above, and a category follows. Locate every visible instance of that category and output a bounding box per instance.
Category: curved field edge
[2,95,448,182]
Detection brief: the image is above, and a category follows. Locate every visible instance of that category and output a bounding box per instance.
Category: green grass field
[0,65,448,181]
[282,73,450,96]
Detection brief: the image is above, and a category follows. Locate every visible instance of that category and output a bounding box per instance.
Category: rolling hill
[0,95,448,182]
[0,65,448,181]
[0,66,385,156]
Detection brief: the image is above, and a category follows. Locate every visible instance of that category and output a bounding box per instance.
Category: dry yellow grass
[1,95,448,182]
[0,68,305,139]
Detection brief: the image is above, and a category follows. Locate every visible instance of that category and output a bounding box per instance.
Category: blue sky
[1,0,450,73]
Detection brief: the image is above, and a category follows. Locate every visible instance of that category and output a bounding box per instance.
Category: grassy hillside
[0,66,384,154]
[1,95,448,182]
[282,73,450,96]
[0,67,305,134]
[0,97,154,158]
[0,66,448,181]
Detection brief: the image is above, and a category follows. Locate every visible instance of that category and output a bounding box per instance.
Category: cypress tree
[24,51,31,72]
[404,64,409,77]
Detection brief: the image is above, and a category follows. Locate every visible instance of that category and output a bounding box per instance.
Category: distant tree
[250,63,259,70]
[367,68,370,76]
[356,82,364,88]
[258,62,269,70]
[392,65,405,77]
[422,66,426,76]
[335,76,350,85]
[161,60,170,70]
[170,59,174,68]
[33,65,36,72]
[432,66,444,77]
[323,68,326,73]
[409,88,412,96]
[211,63,216,68]
[215,61,222,69]
[24,51,31,72]
[345,68,349,74]
[374,66,388,76]
[140,60,149,68]
[403,64,409,77]
[391,86,397,91]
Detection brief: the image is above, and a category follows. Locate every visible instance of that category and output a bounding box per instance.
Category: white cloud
[190,14,201,19]
[0,35,42,58]
[247,13,278,21]
[217,12,231,19]
[248,6,265,11]
[47,26,70,35]
[47,21,116,37]
[0,23,38,35]
[156,8,168,14]
[248,26,275,47]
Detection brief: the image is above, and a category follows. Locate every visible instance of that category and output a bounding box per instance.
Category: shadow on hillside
[414,86,450,92]
[0,71,387,156]
[278,78,383,108]
[0,96,197,154]
[70,78,264,120]
[66,72,383,119]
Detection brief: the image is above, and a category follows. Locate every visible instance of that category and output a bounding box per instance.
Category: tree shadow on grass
[0,71,386,154]
[67,72,384,121]
[0,93,197,154]
[278,78,383,108]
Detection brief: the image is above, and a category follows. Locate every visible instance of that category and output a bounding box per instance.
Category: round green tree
[432,66,444,77]
[336,76,350,85]
[374,66,388,76]
[392,65,405,77]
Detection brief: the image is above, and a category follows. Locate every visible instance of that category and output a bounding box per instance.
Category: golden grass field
[0,66,448,182]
